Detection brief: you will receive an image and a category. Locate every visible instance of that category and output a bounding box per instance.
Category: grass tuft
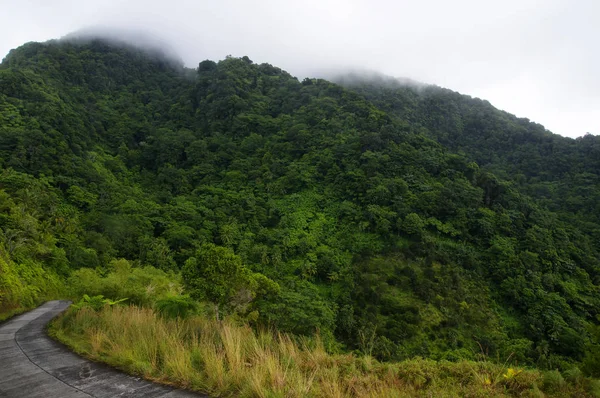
[49,305,598,397]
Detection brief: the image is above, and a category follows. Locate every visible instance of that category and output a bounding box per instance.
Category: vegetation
[1,36,600,395]
[49,304,600,397]
[0,170,68,319]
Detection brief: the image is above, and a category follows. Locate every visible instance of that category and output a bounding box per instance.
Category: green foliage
[257,279,335,335]
[67,260,182,306]
[0,177,67,315]
[401,212,424,236]
[1,37,600,377]
[582,319,600,377]
[542,370,566,393]
[155,295,198,319]
[51,303,597,398]
[0,244,64,315]
[72,294,128,312]
[182,243,277,319]
[182,244,248,304]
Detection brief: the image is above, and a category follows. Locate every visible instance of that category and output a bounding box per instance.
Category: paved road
[0,300,204,397]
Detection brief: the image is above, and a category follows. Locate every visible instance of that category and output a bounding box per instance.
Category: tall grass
[49,305,597,397]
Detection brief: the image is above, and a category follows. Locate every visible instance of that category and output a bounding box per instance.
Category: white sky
[1,0,598,138]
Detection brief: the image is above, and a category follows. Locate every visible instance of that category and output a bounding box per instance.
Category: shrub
[563,366,583,385]
[587,379,600,398]
[542,370,566,393]
[0,246,64,318]
[72,294,127,312]
[67,260,182,306]
[155,295,198,319]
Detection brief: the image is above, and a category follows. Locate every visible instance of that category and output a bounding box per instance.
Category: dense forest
[1,37,599,379]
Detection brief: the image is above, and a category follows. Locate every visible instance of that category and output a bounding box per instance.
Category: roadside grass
[49,305,599,397]
[0,306,33,323]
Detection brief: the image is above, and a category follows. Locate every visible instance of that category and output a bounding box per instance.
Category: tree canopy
[0,38,599,374]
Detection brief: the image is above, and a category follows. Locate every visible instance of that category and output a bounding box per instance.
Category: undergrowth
[49,304,600,397]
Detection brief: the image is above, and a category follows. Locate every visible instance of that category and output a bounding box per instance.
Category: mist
[1,0,598,138]
[61,27,184,66]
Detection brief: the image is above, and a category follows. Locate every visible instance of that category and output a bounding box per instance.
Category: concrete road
[0,301,205,397]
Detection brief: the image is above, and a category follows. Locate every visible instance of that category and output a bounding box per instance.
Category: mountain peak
[61,27,183,65]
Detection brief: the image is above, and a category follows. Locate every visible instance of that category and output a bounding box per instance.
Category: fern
[72,294,128,311]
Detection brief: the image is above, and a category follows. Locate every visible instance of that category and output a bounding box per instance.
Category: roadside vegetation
[50,302,600,397]
[47,263,599,396]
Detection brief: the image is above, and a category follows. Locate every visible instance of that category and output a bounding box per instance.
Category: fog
[1,0,598,138]
[62,27,185,65]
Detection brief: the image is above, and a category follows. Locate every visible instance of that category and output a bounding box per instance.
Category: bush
[0,246,65,318]
[587,379,600,398]
[67,259,182,306]
[582,347,600,377]
[155,295,198,319]
[582,322,600,377]
[72,294,127,312]
[563,367,583,385]
[542,370,566,393]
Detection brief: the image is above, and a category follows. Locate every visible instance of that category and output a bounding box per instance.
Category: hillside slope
[0,38,599,376]
[337,74,600,238]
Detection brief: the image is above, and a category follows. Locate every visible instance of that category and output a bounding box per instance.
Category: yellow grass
[49,305,597,397]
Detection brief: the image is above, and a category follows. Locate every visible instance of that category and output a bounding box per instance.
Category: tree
[582,318,600,377]
[182,243,252,320]
[401,213,424,236]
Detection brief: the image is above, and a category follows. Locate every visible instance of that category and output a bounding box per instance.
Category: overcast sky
[1,0,598,138]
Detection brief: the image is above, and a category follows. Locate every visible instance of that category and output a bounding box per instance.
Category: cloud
[61,26,184,64]
[1,0,598,137]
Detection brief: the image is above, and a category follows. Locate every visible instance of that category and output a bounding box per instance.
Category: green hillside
[1,37,599,384]
[337,73,600,238]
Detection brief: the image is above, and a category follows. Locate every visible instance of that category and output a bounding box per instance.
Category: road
[0,300,204,397]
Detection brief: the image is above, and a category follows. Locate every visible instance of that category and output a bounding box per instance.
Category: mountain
[0,37,599,376]
[336,74,600,234]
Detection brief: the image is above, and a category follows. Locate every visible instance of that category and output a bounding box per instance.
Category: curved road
[0,300,204,398]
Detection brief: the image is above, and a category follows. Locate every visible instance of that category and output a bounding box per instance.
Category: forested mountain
[337,73,600,241]
[1,38,599,377]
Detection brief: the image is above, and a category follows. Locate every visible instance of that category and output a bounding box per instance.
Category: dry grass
[49,305,596,397]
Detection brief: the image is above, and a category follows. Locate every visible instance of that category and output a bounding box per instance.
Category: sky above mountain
[1,0,598,138]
